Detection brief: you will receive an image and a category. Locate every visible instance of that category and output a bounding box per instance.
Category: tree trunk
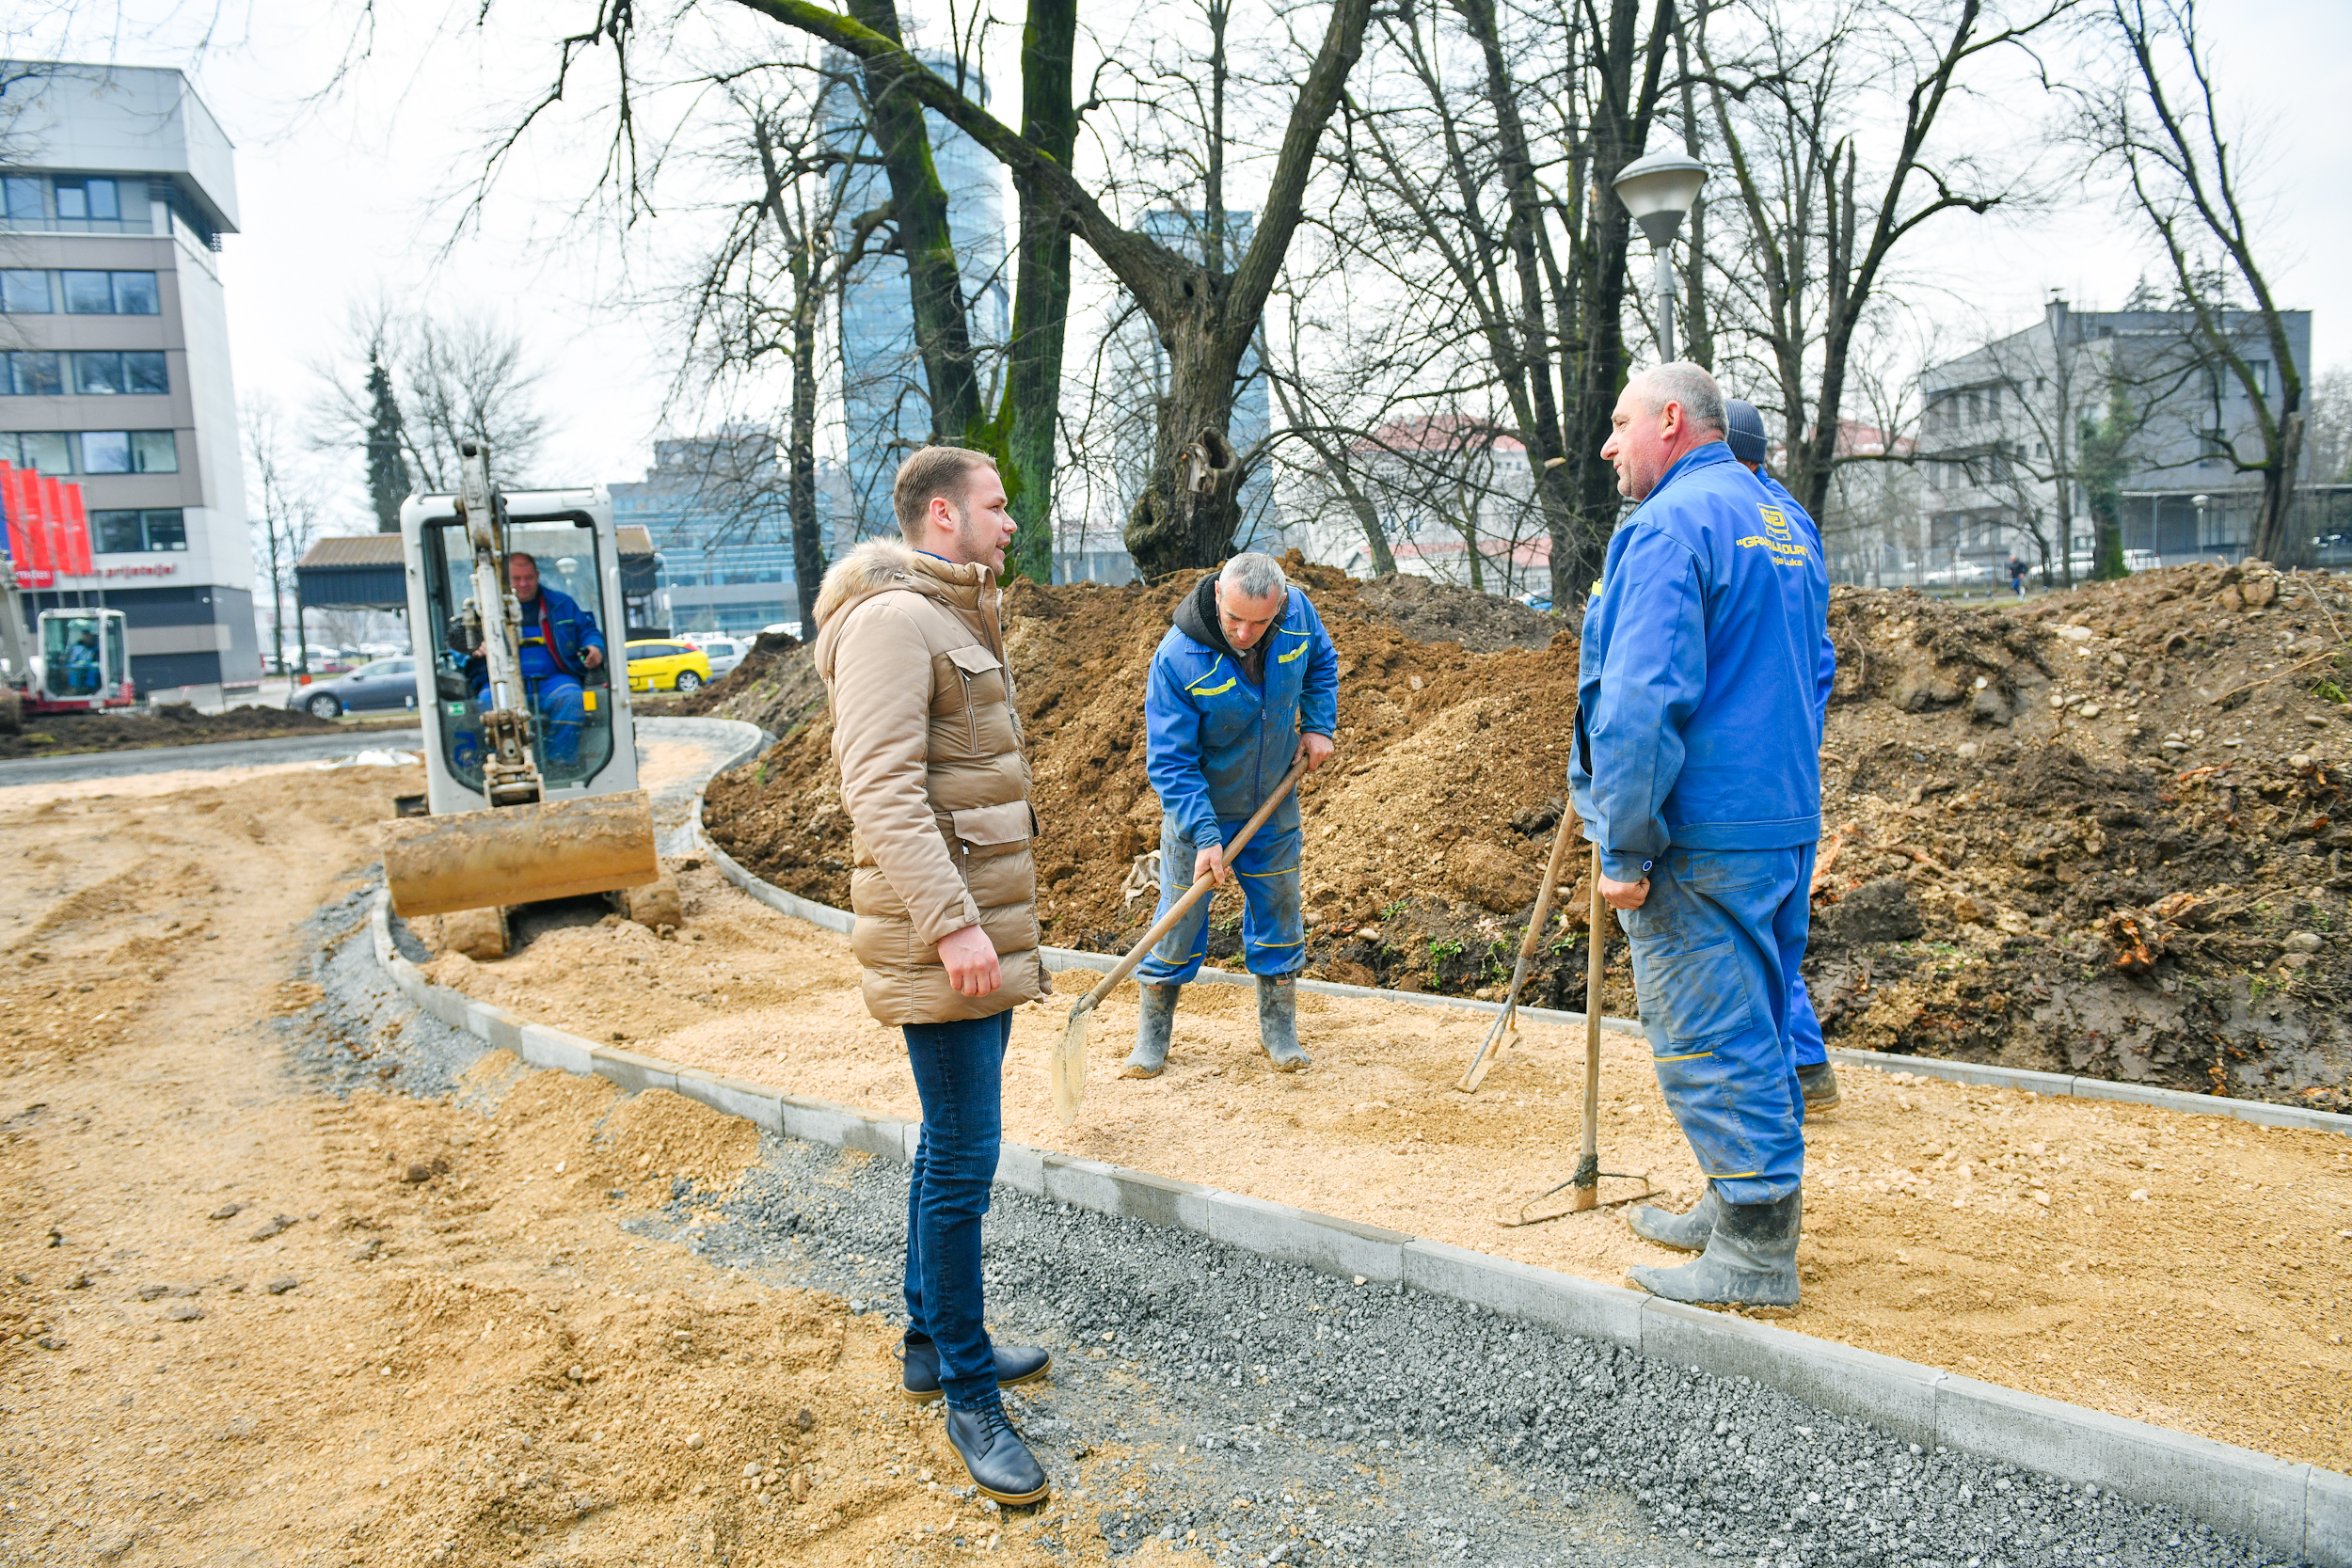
[1126,290,1251,579]
[842,0,982,443]
[788,248,826,634]
[2251,410,2307,566]
[992,0,1078,583]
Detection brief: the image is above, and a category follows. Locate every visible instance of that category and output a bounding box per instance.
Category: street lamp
[1612,150,1708,361]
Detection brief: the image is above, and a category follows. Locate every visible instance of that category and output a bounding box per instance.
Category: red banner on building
[0,461,93,588]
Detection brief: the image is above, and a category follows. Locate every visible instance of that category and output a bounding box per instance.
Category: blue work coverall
[1569,443,1830,1205]
[1763,470,1837,1074]
[1137,587,1339,982]
[471,584,605,767]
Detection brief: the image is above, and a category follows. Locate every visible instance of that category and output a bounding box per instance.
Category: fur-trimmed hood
[811,540,996,682]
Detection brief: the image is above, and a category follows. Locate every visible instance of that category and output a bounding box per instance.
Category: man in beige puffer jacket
[811,446,1052,1506]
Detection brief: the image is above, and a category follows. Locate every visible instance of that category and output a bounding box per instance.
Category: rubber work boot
[1626,1187,1803,1308]
[1628,1184,1721,1254]
[1256,974,1311,1071]
[897,1335,1053,1404]
[1798,1061,1841,1110]
[1120,984,1179,1079]
[945,1401,1051,1506]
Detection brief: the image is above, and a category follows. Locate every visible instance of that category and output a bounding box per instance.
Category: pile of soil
[1351,572,1558,652]
[0,702,404,760]
[703,557,2352,1108]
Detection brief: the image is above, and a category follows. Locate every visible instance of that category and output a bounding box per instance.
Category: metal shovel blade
[1053,1000,1090,1126]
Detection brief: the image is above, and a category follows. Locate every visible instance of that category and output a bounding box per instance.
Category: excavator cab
[381,448,667,942]
[36,608,132,709]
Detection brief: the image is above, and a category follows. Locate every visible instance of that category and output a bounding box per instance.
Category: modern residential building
[825,54,1010,550]
[1916,298,2312,582]
[0,61,253,689]
[610,433,800,636]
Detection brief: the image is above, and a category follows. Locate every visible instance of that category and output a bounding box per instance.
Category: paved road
[0,728,425,786]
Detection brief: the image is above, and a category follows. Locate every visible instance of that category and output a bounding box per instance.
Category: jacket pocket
[946,644,1004,754]
[948,800,1034,860]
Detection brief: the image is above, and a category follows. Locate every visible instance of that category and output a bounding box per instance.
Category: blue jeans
[1615,845,1813,1205]
[901,1008,1013,1411]
[476,673,586,766]
[1135,816,1305,984]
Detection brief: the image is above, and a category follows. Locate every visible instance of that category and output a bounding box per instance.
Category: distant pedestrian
[812,445,1053,1507]
[2008,556,2028,597]
[1575,363,1829,1308]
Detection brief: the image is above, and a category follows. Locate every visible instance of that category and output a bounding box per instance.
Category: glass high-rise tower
[824,55,1009,546]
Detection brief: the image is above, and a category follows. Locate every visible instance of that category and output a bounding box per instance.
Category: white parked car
[684,636,749,677]
[759,621,803,641]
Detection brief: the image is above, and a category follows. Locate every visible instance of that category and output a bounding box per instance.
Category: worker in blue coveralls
[1123,551,1339,1078]
[1723,398,1841,1114]
[469,552,605,768]
[1569,363,1829,1308]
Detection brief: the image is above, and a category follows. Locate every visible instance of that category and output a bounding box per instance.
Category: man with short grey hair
[1125,551,1340,1076]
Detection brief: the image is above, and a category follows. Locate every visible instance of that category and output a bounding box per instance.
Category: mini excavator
[379,441,675,957]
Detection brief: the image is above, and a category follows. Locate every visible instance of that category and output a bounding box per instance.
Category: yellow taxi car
[624,639,714,693]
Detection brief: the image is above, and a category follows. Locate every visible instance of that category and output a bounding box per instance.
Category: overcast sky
[24,0,2350,526]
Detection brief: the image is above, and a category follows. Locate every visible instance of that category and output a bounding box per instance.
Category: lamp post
[1611,150,1708,361]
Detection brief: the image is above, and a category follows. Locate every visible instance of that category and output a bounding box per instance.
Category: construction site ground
[0,704,415,762]
[410,844,2352,1476]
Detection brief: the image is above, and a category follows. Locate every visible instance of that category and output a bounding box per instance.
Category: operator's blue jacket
[469,584,606,692]
[1145,586,1340,847]
[1569,442,1829,883]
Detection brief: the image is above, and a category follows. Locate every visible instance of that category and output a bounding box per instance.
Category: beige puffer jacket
[812,540,1045,1025]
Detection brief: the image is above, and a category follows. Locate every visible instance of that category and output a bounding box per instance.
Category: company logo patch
[1737,502,1812,564]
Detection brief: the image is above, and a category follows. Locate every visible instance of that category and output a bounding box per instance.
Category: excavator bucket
[382,790,660,918]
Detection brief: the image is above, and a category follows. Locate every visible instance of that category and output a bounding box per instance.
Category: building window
[91,508,186,552]
[44,270,162,315]
[0,174,154,234]
[67,352,169,396]
[0,429,177,474]
[2247,359,2271,398]
[0,269,51,312]
[4,352,64,395]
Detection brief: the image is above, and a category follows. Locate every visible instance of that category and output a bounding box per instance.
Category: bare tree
[2085,0,2304,562]
[2307,368,2352,487]
[1693,0,2075,522]
[315,305,550,496]
[243,398,325,678]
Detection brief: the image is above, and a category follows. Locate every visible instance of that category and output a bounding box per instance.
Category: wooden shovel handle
[1079,758,1311,1010]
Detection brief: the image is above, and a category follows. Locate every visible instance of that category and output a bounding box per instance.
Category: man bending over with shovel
[1572,364,1830,1308]
[1123,552,1338,1078]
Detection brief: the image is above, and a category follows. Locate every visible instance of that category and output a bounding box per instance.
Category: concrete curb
[362,888,2344,1563]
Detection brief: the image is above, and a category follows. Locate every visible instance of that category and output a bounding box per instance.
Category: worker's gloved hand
[937,923,1002,997]
[1193,844,1232,888]
[1295,733,1335,772]
[1598,874,1650,911]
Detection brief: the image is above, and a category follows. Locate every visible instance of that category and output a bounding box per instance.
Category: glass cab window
[421,515,616,794]
[40,612,119,699]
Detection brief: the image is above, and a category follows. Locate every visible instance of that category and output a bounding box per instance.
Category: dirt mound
[703,555,2352,1108]
[1353,571,1562,651]
[0,702,405,760]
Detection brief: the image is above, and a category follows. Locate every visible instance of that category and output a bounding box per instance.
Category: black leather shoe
[945,1402,1050,1506]
[898,1336,1052,1403]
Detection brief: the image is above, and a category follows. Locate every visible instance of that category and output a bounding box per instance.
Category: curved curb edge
[362,886,2344,1565]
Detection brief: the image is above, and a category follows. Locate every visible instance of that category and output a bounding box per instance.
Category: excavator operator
[468,552,605,767]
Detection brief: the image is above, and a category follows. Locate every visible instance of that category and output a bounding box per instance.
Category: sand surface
[0,765,1104,1565]
[419,861,2352,1473]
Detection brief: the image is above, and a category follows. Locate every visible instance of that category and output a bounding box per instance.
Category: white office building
[1,62,253,689]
